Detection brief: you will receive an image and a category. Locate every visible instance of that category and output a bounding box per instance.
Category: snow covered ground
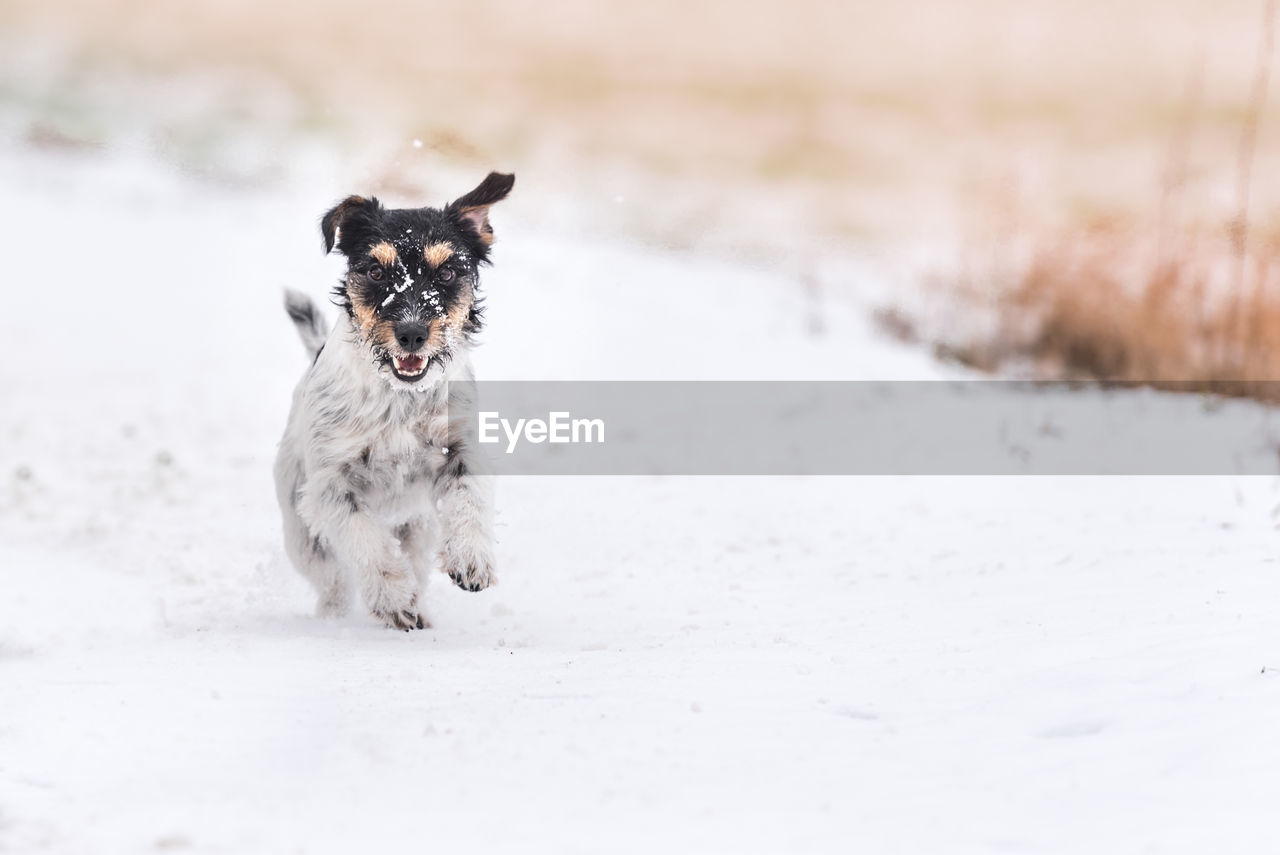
[3,144,1280,854]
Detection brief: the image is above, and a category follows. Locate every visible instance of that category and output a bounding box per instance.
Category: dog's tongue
[395,354,425,373]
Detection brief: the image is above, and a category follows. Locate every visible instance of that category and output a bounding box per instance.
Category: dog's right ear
[320,196,379,254]
[448,172,515,247]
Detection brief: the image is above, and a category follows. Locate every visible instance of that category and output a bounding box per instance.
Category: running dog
[274,172,514,630]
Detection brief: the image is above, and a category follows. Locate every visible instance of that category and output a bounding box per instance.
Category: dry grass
[886,0,1280,398]
[936,224,1279,389]
[904,181,1280,395]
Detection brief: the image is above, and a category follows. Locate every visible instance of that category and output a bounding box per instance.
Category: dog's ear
[448,172,514,246]
[320,196,379,254]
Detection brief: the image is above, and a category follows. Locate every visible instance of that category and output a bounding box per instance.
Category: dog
[274,172,514,630]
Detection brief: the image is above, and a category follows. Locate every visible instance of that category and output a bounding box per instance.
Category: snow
[3,143,1280,854]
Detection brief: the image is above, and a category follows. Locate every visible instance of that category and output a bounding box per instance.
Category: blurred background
[4,0,1278,389]
[3,1,1274,263]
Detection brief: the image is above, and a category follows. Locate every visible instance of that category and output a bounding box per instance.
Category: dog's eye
[437,267,455,283]
[368,265,385,282]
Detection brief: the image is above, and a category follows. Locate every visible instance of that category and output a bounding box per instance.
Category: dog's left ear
[320,195,379,254]
[448,172,515,246]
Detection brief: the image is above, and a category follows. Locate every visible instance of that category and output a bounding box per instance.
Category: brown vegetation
[895,0,1280,398]
[943,224,1280,389]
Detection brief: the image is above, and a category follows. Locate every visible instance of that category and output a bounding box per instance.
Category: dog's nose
[394,323,429,352]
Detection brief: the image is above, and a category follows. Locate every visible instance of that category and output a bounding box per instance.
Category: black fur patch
[433,448,469,489]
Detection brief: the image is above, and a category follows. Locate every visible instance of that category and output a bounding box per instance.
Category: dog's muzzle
[390,322,430,380]
[392,353,427,378]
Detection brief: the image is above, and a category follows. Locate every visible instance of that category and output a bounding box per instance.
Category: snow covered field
[4,144,1280,853]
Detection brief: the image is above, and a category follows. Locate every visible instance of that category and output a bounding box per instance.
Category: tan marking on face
[426,282,476,352]
[446,282,473,329]
[351,297,378,336]
[369,242,398,267]
[349,280,398,353]
[423,242,454,268]
[371,321,398,354]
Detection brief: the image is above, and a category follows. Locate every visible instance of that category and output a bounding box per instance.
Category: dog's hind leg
[276,457,353,617]
[281,503,351,617]
[304,538,351,618]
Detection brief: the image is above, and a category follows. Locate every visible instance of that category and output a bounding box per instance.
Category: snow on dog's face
[320,172,514,384]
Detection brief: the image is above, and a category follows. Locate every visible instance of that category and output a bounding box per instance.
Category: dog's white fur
[274,306,495,629]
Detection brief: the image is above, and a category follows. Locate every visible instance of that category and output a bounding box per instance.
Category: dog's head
[320,172,514,383]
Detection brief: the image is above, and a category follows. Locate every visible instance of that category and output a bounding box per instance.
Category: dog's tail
[283,289,329,360]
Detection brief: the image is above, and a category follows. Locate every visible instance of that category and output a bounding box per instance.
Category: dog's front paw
[377,607,428,631]
[371,591,429,631]
[445,558,496,592]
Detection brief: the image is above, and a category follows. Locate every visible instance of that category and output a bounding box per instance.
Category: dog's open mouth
[391,354,427,381]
